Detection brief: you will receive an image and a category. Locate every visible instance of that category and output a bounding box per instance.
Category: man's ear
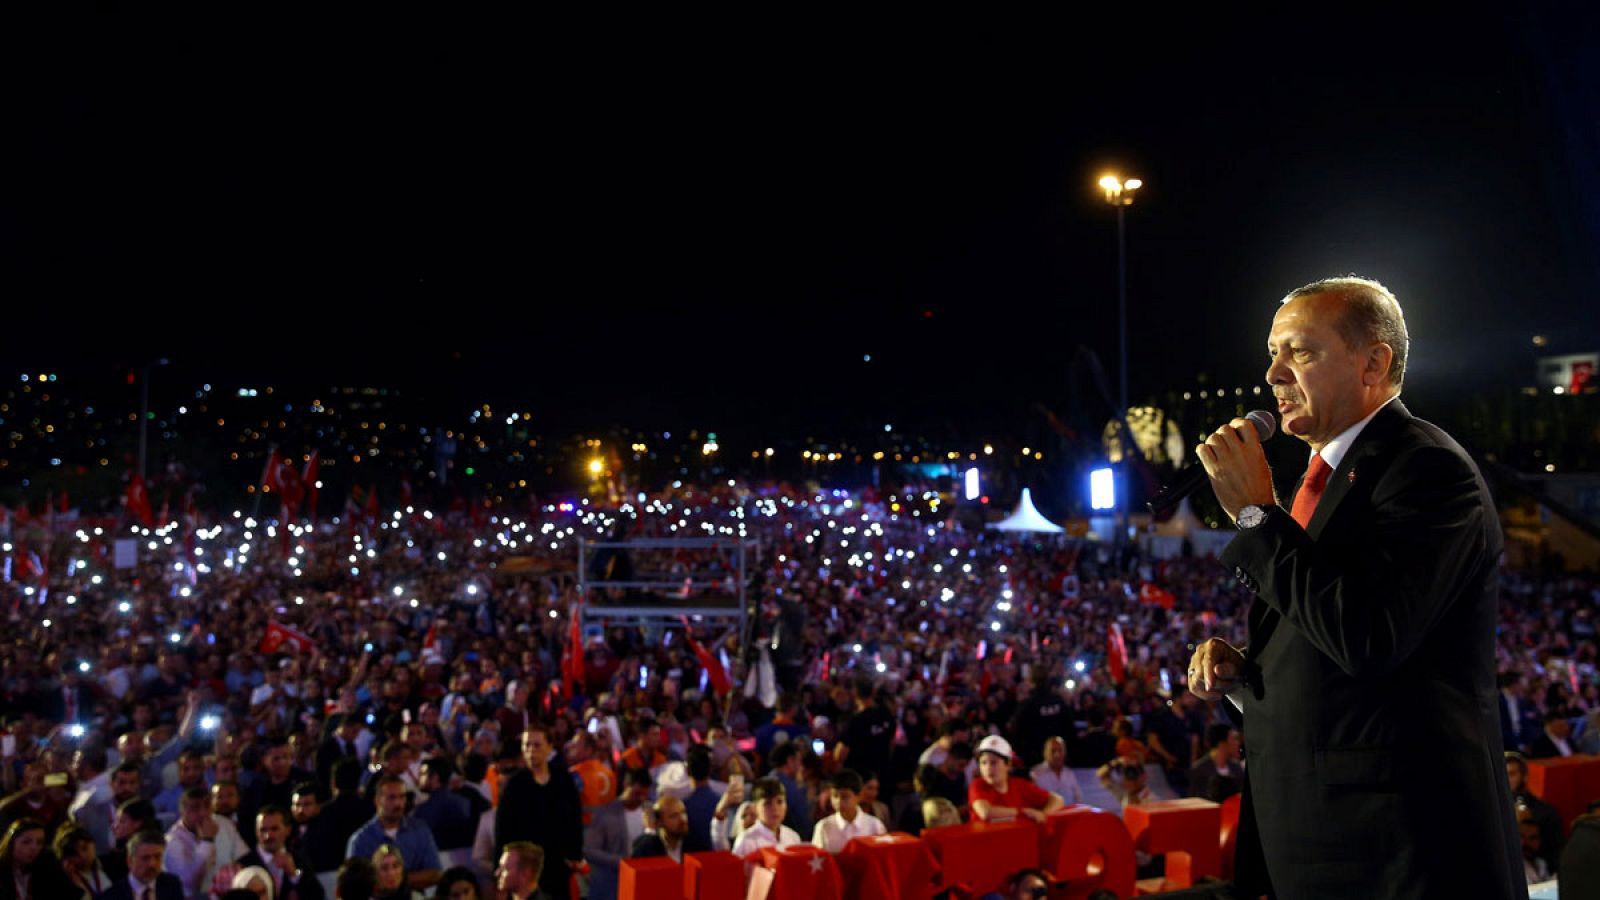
[1365,343,1395,386]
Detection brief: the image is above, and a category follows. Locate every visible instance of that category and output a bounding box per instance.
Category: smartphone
[1,735,14,757]
[728,773,745,797]
[811,739,826,755]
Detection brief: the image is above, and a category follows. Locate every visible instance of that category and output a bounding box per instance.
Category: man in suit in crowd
[315,713,365,790]
[1188,276,1523,898]
[227,805,325,900]
[101,829,185,900]
[1505,752,1564,877]
[583,767,652,900]
[631,795,691,863]
[1529,710,1575,759]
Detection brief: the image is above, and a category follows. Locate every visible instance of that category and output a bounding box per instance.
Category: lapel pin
[1347,469,1356,484]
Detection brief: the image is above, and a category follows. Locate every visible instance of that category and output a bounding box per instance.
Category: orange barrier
[620,856,682,900]
[1217,793,1241,882]
[1123,797,1222,891]
[1037,806,1137,900]
[836,832,938,900]
[921,819,1040,898]
[685,851,746,900]
[1527,754,1600,835]
[624,802,1237,900]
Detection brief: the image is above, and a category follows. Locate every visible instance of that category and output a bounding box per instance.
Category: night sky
[6,11,1598,438]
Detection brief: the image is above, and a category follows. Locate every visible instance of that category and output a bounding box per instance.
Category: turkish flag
[365,484,380,523]
[681,619,732,696]
[563,606,586,695]
[276,459,305,519]
[837,833,937,900]
[126,475,154,527]
[260,449,283,493]
[259,621,317,656]
[1138,582,1176,609]
[1107,623,1128,684]
[752,845,843,900]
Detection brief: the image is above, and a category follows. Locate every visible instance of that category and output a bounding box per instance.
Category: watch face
[1238,506,1267,528]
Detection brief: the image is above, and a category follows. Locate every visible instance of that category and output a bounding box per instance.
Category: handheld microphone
[1146,409,1277,514]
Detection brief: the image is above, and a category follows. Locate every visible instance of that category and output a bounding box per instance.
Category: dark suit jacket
[1528,733,1570,759]
[1498,692,1542,753]
[100,872,185,900]
[321,791,376,855]
[235,847,326,900]
[1221,400,1523,899]
[315,736,361,788]
[630,831,685,859]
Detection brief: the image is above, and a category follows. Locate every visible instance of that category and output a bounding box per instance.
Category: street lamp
[1098,174,1142,417]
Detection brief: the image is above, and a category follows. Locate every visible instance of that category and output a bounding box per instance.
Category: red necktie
[1290,454,1332,529]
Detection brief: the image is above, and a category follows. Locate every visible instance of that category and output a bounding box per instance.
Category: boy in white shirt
[811,769,885,854]
[717,777,801,857]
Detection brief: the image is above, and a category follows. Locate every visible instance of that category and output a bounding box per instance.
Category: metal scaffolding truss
[576,537,755,635]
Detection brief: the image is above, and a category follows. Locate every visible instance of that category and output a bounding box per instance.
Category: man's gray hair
[1283,275,1409,386]
[126,828,165,857]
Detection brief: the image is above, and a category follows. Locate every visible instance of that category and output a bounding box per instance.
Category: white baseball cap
[975,735,1014,760]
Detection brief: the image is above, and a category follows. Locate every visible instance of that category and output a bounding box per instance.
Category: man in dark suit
[1506,752,1564,876]
[315,713,364,789]
[289,783,345,879]
[1188,277,1523,899]
[233,804,325,900]
[1528,710,1575,759]
[631,795,690,862]
[241,736,312,847]
[101,828,184,900]
[320,759,375,860]
[1498,672,1541,754]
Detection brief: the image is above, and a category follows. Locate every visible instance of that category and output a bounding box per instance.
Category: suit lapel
[1305,399,1410,538]
[1246,400,1410,661]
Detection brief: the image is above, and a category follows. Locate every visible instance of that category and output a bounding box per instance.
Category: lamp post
[137,358,171,480]
[1097,175,1142,417]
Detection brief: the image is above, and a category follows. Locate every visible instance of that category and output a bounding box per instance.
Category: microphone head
[1245,409,1277,441]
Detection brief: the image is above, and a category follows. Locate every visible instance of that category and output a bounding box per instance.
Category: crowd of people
[0,475,1592,898]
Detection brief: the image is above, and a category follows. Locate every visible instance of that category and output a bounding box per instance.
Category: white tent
[1143,497,1234,559]
[988,488,1065,533]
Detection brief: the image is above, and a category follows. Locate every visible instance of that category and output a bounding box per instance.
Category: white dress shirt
[1028,763,1084,806]
[164,815,246,900]
[810,809,886,854]
[728,820,801,858]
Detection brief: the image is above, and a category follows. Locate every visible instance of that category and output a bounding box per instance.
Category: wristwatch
[1236,505,1270,529]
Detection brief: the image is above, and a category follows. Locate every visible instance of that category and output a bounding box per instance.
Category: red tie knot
[1305,453,1332,489]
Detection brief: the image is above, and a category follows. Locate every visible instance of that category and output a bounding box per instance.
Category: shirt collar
[1314,394,1398,472]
